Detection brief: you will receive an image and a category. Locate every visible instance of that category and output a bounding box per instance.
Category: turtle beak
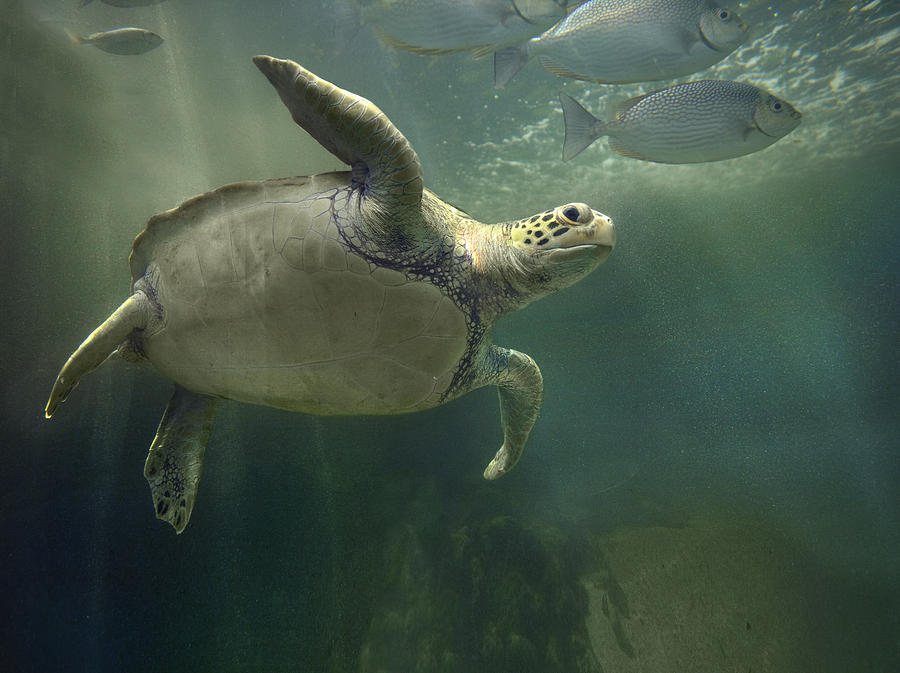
[593,212,615,244]
[582,212,615,263]
[586,212,615,261]
[545,211,615,264]
[589,243,613,263]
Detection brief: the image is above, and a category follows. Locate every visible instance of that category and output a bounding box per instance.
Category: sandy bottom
[583,518,818,672]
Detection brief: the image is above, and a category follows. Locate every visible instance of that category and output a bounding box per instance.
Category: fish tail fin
[493,45,528,89]
[559,93,604,161]
[64,28,85,45]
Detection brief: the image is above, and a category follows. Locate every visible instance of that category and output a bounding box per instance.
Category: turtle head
[504,202,615,296]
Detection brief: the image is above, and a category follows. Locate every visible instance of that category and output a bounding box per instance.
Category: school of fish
[64,0,802,164]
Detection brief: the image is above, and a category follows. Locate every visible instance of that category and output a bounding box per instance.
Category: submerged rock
[359,508,600,673]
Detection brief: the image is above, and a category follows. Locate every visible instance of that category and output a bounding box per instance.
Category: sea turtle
[45,56,615,533]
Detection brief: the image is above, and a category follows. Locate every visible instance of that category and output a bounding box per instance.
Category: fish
[559,80,802,163]
[355,0,569,57]
[494,0,748,87]
[66,27,164,55]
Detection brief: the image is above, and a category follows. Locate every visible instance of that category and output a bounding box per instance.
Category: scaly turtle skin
[45,56,616,533]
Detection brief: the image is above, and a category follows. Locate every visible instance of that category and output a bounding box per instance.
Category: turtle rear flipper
[144,387,217,534]
[45,292,154,418]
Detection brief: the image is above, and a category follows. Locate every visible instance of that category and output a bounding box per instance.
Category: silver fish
[559,80,802,163]
[359,0,569,57]
[66,27,164,55]
[495,0,748,87]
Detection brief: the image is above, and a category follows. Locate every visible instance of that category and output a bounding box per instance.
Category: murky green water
[2,1,898,671]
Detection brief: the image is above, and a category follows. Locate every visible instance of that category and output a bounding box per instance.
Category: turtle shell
[129,172,469,414]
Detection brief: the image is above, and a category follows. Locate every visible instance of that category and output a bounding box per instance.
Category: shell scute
[323,239,349,271]
[374,284,441,348]
[345,355,436,410]
[309,271,384,358]
[302,231,325,272]
[219,180,265,212]
[423,296,470,339]
[348,253,371,275]
[280,238,304,269]
[383,335,467,380]
[273,201,315,254]
[263,176,312,202]
[371,266,407,286]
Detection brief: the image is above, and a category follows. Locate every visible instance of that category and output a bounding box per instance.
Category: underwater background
[2,0,898,671]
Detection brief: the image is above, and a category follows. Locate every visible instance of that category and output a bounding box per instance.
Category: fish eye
[719,9,730,20]
[771,99,783,112]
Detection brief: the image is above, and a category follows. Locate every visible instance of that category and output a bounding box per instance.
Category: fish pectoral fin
[539,56,592,82]
[470,44,497,60]
[373,27,466,55]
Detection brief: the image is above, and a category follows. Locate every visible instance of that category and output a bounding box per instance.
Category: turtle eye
[562,205,580,223]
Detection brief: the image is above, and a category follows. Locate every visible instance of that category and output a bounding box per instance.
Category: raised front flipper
[480,346,544,479]
[143,386,218,534]
[252,55,423,228]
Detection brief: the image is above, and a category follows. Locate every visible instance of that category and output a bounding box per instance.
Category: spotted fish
[495,0,748,87]
[559,80,802,163]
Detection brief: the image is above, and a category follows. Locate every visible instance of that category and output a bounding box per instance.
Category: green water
[2,1,898,671]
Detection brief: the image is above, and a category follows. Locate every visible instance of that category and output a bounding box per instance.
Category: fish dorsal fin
[253,55,423,215]
[610,91,659,121]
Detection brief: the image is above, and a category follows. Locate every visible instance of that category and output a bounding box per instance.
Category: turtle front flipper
[480,346,544,479]
[143,386,218,534]
[45,292,154,418]
[252,55,423,226]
